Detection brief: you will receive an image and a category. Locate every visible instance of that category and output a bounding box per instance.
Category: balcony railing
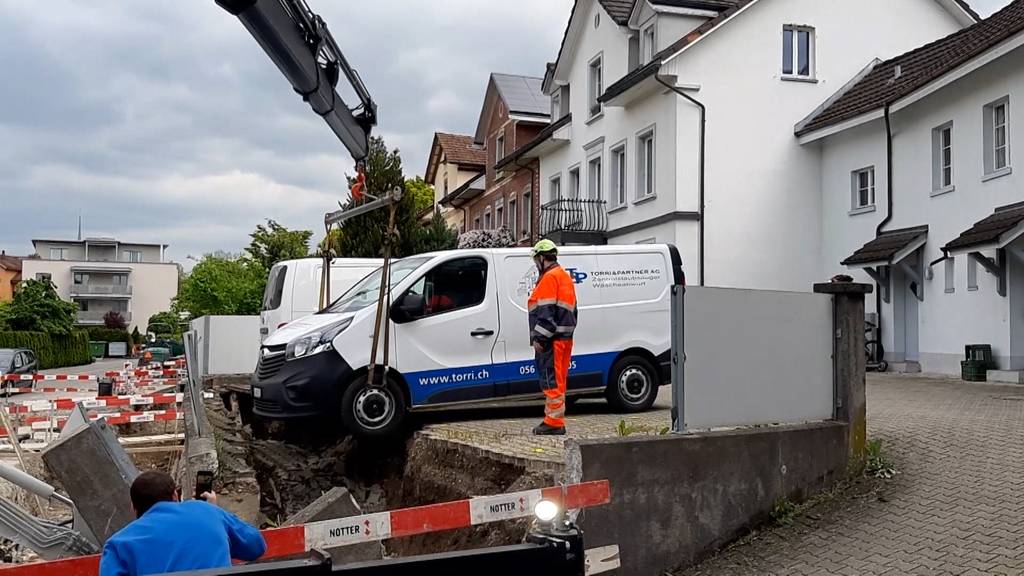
[70,284,133,296]
[76,311,132,324]
[540,198,608,237]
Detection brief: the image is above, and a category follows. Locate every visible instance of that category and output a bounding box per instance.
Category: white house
[22,237,179,332]
[502,0,977,291]
[798,1,1024,377]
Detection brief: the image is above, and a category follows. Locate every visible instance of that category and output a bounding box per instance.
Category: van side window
[401,257,488,319]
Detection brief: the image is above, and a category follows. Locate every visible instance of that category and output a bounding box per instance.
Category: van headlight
[286,318,352,361]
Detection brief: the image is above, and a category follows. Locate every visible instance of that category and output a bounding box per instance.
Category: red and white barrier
[3,394,183,414]
[1,374,97,382]
[0,480,611,576]
[104,369,183,379]
[0,409,183,437]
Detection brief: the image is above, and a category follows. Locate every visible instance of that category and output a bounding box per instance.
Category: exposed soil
[209,390,559,556]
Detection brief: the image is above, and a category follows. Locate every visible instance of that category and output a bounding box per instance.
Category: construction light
[534,500,560,523]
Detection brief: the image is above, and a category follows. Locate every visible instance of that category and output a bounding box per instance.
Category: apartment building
[21,238,178,331]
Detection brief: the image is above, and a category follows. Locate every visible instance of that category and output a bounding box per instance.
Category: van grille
[256,346,286,380]
[253,398,280,415]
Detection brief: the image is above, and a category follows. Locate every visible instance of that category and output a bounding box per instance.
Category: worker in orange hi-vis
[527,239,577,436]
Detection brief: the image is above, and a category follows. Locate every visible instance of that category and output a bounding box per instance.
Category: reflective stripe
[535,298,557,306]
[555,326,575,333]
[534,325,554,338]
[556,301,576,312]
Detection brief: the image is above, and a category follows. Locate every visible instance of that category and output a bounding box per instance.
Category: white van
[253,245,683,437]
[260,258,382,341]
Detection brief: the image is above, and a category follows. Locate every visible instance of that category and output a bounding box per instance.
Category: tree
[247,219,313,270]
[414,212,460,253]
[103,311,128,330]
[147,310,186,338]
[0,279,77,334]
[330,136,456,259]
[405,176,435,216]
[131,326,142,346]
[174,254,266,317]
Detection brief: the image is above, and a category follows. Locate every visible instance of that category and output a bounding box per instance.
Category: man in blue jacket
[99,470,266,576]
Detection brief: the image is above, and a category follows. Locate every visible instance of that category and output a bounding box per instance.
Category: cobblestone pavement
[418,392,674,466]
[676,373,1024,576]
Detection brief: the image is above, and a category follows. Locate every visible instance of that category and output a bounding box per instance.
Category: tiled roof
[798,0,1022,136]
[597,0,635,25]
[944,201,1024,251]
[436,133,487,167]
[600,0,754,102]
[0,254,22,272]
[842,226,929,266]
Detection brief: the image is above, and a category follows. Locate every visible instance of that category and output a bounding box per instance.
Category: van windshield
[324,257,430,314]
[262,265,287,311]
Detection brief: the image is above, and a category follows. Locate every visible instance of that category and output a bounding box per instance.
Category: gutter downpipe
[657,74,706,286]
[874,104,895,362]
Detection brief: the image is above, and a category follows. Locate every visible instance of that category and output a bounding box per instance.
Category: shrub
[103,311,128,330]
[0,331,92,369]
[85,327,132,346]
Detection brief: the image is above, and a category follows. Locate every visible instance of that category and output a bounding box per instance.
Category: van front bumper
[251,351,352,419]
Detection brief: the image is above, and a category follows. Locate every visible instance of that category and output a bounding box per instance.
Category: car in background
[0,348,39,388]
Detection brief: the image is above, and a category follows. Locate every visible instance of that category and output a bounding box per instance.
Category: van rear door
[260,264,289,342]
[392,254,502,407]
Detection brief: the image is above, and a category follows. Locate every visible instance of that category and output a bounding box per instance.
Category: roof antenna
[77,210,82,241]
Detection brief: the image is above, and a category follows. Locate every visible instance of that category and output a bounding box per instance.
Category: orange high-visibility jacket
[528,265,578,344]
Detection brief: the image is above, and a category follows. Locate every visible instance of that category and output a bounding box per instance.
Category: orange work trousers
[536,339,573,428]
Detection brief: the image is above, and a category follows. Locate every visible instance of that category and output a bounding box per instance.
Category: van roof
[275,257,383,267]
[413,244,674,260]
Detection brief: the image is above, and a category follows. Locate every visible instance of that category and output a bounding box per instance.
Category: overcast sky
[0,0,1012,264]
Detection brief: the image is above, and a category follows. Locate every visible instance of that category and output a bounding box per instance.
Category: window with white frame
[782,25,814,79]
[968,257,978,291]
[484,207,492,229]
[984,97,1010,176]
[932,123,954,192]
[123,250,142,263]
[944,257,955,294]
[49,247,69,260]
[523,188,533,239]
[35,273,51,282]
[550,174,562,200]
[642,24,656,64]
[851,167,875,210]
[587,154,603,200]
[588,55,603,118]
[495,198,504,228]
[509,195,518,237]
[610,143,627,208]
[568,166,581,199]
[637,128,656,199]
[495,133,505,162]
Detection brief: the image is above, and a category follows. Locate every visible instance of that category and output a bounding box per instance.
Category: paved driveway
[677,373,1024,576]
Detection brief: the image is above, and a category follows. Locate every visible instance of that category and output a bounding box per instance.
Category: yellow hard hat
[531,239,558,256]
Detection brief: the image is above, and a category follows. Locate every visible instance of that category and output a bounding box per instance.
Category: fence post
[670,285,686,434]
[813,281,872,467]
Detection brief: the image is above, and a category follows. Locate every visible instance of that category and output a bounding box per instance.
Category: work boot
[533,422,566,436]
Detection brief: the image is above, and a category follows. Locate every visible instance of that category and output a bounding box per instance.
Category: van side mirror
[391,293,425,323]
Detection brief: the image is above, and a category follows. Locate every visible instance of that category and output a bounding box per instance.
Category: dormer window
[782,25,815,80]
[642,24,656,64]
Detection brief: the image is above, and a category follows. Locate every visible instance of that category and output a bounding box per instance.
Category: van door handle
[470,328,495,338]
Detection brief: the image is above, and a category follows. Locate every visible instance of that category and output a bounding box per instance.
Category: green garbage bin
[90,341,107,359]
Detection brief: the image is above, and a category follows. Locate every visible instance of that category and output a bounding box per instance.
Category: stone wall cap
[813,282,873,295]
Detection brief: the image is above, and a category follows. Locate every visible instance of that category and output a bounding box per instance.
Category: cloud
[0,0,572,264]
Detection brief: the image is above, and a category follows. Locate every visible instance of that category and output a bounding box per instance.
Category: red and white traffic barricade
[1,374,97,382]
[105,369,184,379]
[0,480,615,576]
[3,394,183,414]
[0,409,184,438]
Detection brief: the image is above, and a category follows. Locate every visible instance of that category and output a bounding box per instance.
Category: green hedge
[0,331,92,370]
[84,327,132,346]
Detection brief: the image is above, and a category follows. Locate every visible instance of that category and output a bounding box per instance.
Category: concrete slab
[41,420,139,544]
[285,487,383,563]
[888,361,922,373]
[987,370,1024,384]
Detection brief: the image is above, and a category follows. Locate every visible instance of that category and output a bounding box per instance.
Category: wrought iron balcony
[539,198,608,245]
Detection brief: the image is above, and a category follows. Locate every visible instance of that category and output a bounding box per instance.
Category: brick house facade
[456,73,551,247]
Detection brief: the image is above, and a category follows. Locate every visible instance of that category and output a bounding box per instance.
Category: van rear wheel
[606,355,658,413]
[340,374,407,438]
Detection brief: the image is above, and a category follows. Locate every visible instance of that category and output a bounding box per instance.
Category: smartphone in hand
[195,471,214,501]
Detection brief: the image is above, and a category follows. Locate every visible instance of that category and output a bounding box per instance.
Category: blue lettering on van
[565,268,589,284]
[406,352,618,406]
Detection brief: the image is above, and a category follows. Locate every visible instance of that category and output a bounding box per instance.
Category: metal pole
[670,285,687,434]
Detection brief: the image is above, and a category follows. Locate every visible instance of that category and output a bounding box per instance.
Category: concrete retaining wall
[572,421,849,575]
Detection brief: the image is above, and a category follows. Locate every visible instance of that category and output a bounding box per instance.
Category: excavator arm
[215,0,377,161]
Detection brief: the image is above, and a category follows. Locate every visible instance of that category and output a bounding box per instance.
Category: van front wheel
[340,374,407,438]
[606,355,658,413]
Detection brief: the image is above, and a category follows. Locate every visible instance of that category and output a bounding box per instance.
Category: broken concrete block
[285,487,383,564]
[42,420,139,544]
